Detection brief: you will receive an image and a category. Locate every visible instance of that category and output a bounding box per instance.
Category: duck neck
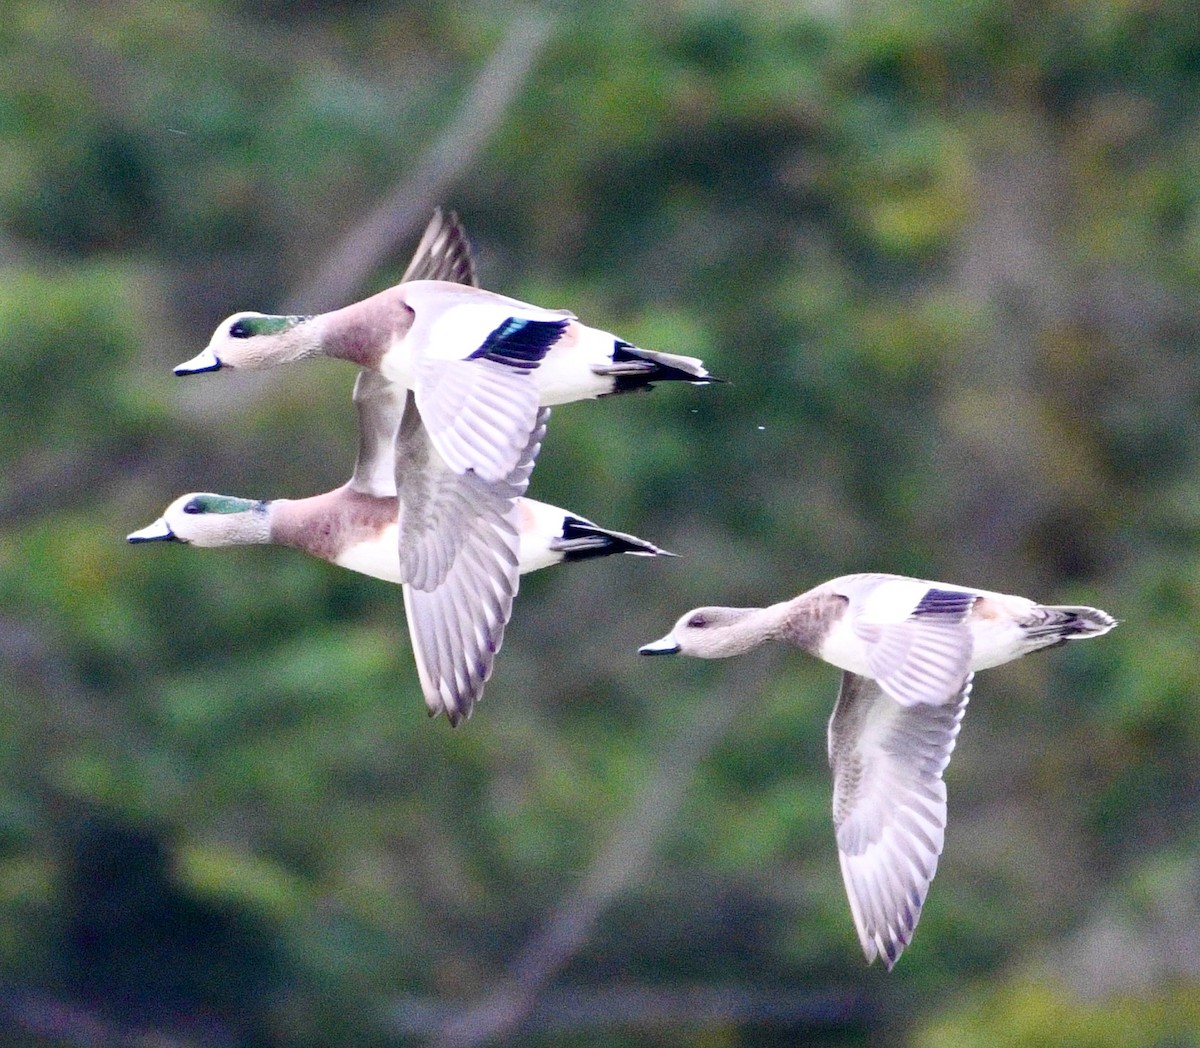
[196,499,273,547]
[265,495,327,558]
[317,290,414,372]
[755,600,796,645]
[706,604,792,657]
[272,316,325,364]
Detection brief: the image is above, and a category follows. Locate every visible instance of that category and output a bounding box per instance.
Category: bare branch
[285,11,558,313]
[426,676,749,1048]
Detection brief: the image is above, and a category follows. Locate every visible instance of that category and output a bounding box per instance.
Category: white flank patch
[819,615,873,675]
[334,529,404,584]
[856,578,929,625]
[965,617,1026,670]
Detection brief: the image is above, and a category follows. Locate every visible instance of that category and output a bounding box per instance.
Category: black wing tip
[443,705,471,728]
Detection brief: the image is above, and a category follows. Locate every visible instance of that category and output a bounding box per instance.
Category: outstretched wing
[396,388,549,724]
[829,671,972,969]
[400,208,479,287]
[400,280,570,484]
[349,208,482,497]
[413,312,567,484]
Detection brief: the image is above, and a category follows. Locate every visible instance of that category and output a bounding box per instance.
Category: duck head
[174,312,314,374]
[127,493,270,547]
[640,605,770,659]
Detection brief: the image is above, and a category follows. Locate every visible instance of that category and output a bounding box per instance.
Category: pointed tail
[1031,605,1118,641]
[552,517,676,562]
[595,341,721,392]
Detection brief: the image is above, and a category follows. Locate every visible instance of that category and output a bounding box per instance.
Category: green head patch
[228,314,309,339]
[182,495,262,516]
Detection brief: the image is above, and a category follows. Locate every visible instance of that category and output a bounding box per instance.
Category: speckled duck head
[127,493,271,547]
[174,312,317,374]
[639,605,777,658]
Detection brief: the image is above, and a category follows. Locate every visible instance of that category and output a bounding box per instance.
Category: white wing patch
[829,671,972,969]
[853,583,977,707]
[855,578,930,624]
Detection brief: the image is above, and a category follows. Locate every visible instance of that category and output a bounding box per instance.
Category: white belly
[334,528,404,584]
[332,522,556,584]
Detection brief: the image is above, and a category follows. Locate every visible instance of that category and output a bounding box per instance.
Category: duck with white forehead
[133,211,676,725]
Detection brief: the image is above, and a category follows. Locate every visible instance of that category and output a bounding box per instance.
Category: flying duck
[138,210,673,724]
[640,573,1117,968]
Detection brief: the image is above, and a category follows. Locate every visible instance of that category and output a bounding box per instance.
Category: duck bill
[639,633,681,656]
[127,518,178,543]
[174,347,222,375]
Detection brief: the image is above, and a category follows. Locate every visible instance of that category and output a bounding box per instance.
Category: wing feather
[828,671,971,968]
[400,209,479,287]
[394,392,548,722]
[854,585,977,706]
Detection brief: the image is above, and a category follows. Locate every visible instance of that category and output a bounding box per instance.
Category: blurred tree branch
[0,984,219,1048]
[421,680,747,1048]
[177,10,557,423]
[284,10,558,314]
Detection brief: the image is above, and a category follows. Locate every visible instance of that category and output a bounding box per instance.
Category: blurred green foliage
[1,0,1198,1045]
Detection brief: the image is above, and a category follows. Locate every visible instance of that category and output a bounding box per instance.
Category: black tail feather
[554,517,674,561]
[598,341,719,393]
[1028,605,1118,641]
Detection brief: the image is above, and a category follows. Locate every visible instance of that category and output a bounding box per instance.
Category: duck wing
[397,387,549,724]
[400,208,478,287]
[829,670,971,969]
[850,579,976,707]
[401,281,570,485]
[348,369,403,497]
[349,209,484,497]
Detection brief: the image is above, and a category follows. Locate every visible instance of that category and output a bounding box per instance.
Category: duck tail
[595,341,722,392]
[1033,605,1118,641]
[551,517,676,562]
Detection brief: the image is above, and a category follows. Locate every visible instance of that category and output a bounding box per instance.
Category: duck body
[184,279,712,405]
[649,573,1117,709]
[129,489,670,587]
[810,572,1114,698]
[177,279,714,487]
[640,573,1116,968]
[144,211,683,725]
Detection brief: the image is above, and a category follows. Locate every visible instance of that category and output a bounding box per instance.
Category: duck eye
[182,499,204,514]
[229,319,252,338]
[688,614,708,629]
